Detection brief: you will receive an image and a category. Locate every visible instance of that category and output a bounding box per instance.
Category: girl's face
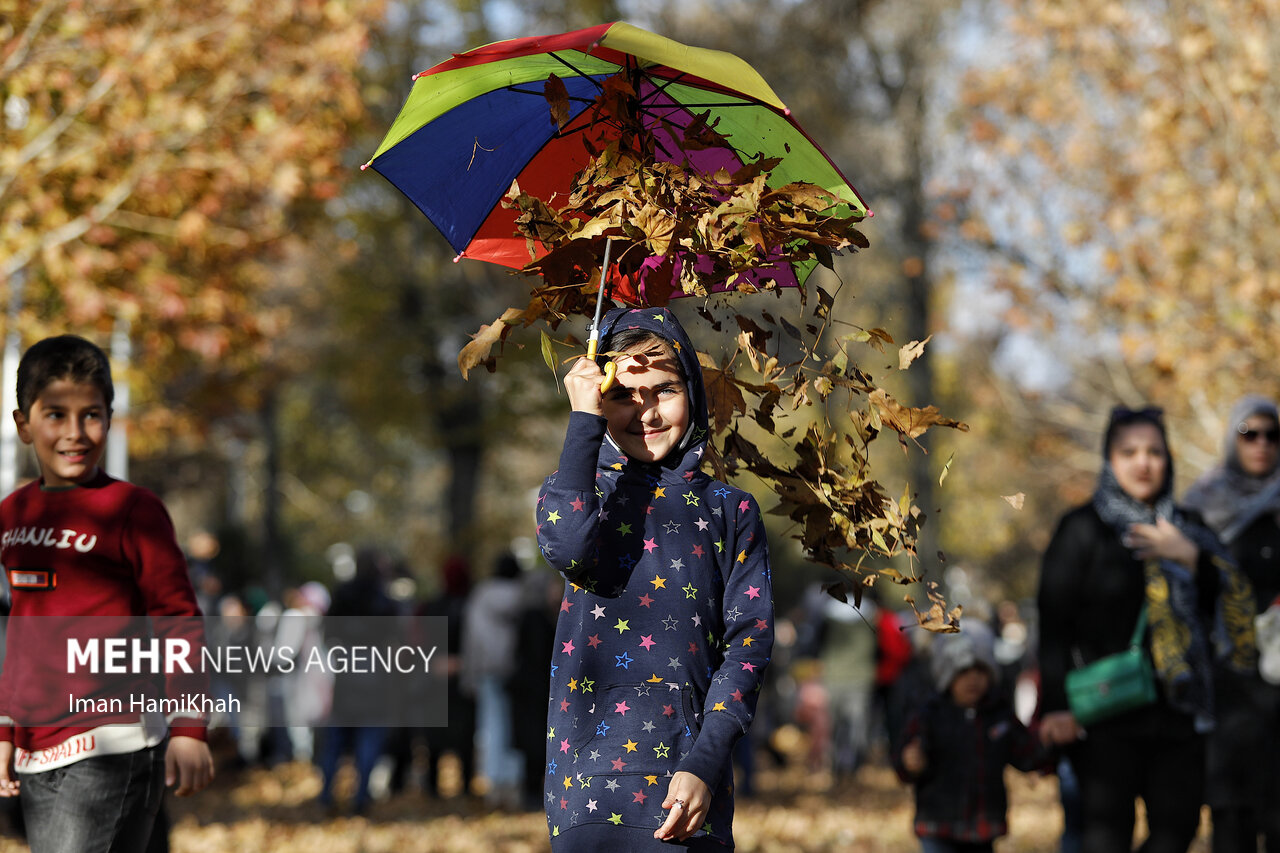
[1236,414,1280,478]
[602,342,690,464]
[1108,422,1169,505]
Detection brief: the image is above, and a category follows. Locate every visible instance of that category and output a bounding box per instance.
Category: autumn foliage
[457,70,965,628]
[958,0,1280,411]
[0,0,380,434]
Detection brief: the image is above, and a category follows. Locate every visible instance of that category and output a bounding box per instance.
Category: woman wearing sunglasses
[1038,406,1257,853]
[1184,396,1280,853]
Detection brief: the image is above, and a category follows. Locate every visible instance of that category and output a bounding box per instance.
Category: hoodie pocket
[570,681,698,776]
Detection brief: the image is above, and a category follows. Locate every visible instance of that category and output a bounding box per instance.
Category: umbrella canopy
[366,22,868,302]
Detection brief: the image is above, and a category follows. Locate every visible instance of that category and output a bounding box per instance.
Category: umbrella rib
[644,100,757,109]
[505,85,599,107]
[548,51,610,92]
[638,69,687,102]
[635,69,754,108]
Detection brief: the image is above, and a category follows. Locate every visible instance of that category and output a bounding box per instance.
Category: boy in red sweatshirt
[0,335,212,851]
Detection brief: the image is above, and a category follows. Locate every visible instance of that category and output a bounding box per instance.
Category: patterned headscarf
[1183,395,1280,543]
[1093,406,1256,730]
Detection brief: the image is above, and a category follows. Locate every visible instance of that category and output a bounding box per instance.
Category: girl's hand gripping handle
[566,354,609,414]
[585,336,617,392]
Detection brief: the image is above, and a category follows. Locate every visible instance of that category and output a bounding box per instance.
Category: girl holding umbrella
[535,306,773,851]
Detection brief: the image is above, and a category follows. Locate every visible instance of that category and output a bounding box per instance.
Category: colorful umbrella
[365,21,868,298]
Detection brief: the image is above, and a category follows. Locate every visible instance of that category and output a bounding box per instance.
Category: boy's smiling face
[602,343,690,464]
[14,378,110,487]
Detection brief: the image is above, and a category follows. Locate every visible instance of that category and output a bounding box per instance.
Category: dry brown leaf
[702,365,748,435]
[869,389,969,440]
[457,307,526,378]
[898,336,932,370]
[544,73,571,129]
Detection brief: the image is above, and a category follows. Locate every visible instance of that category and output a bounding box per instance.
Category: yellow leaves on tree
[960,0,1280,414]
[1,0,381,434]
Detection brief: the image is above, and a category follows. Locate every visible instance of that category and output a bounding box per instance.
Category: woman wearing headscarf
[1038,406,1257,853]
[1183,395,1280,853]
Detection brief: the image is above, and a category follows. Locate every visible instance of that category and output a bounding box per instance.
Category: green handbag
[1064,604,1157,727]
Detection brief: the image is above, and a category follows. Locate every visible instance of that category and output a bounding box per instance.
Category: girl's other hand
[654,771,711,842]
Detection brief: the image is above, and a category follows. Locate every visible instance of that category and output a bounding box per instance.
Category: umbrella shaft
[588,238,614,355]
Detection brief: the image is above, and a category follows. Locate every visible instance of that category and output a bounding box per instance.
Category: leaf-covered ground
[0,755,1055,852]
[0,746,1213,851]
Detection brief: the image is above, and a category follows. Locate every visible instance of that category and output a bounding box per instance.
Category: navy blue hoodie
[537,307,774,849]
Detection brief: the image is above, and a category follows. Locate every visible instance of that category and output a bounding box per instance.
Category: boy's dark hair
[604,328,688,382]
[16,335,114,416]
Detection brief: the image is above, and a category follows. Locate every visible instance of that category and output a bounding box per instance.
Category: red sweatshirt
[0,471,207,772]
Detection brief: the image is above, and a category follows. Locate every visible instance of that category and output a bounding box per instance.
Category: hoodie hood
[597,306,709,478]
[930,621,998,693]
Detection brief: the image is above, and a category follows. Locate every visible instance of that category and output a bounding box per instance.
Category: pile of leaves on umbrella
[368,23,965,630]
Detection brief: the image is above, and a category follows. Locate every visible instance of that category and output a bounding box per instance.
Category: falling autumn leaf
[939,453,955,486]
[899,336,932,370]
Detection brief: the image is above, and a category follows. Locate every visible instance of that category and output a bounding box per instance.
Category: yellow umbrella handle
[586,337,618,392]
